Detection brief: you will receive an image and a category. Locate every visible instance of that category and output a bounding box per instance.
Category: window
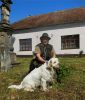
[61,34,79,50]
[19,38,32,51]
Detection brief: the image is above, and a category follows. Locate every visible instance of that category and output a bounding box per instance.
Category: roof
[11,7,85,30]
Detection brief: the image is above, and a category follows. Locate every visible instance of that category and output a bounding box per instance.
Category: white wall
[12,24,85,55]
[13,32,38,55]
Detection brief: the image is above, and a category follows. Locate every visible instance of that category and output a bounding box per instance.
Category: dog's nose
[55,63,60,69]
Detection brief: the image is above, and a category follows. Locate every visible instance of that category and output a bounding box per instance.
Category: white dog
[8,57,60,92]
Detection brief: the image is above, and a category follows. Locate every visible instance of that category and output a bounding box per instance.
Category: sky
[0,0,85,23]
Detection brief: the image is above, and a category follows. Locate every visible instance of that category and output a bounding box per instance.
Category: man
[29,33,56,72]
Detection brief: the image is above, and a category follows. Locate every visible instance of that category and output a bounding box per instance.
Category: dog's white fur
[8,57,59,92]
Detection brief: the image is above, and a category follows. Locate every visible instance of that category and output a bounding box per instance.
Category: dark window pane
[19,38,32,51]
[61,34,79,50]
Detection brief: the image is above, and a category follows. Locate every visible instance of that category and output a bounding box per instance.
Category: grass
[0,57,85,100]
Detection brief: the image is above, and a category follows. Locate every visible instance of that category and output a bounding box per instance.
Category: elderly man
[29,33,56,72]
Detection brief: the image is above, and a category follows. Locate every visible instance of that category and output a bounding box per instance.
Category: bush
[57,64,71,83]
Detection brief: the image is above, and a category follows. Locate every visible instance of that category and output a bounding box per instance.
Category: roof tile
[11,7,85,30]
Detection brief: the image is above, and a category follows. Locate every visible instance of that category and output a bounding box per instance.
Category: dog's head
[47,57,60,70]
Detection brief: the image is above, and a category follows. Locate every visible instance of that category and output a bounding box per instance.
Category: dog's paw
[24,88,34,92]
[49,86,52,89]
[42,88,49,92]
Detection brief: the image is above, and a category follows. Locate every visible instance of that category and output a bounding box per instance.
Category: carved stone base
[0,23,13,72]
[0,49,11,72]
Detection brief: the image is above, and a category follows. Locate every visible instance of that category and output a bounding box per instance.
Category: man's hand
[36,53,45,63]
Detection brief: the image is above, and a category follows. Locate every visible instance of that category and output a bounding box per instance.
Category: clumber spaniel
[8,57,60,92]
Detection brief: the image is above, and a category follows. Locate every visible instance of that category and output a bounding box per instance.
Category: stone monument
[0,0,14,72]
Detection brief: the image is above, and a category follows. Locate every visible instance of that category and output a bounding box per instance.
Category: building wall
[12,23,85,55]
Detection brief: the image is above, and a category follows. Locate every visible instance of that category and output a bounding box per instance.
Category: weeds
[0,57,85,100]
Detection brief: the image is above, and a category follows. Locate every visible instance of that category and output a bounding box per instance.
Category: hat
[40,33,51,40]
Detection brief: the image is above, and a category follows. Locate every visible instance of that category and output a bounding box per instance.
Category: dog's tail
[8,83,22,89]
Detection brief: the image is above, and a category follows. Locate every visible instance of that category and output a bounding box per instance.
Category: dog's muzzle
[53,63,60,69]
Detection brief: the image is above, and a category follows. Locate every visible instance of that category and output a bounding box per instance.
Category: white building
[11,7,85,56]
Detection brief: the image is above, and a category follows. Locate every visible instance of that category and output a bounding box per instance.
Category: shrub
[57,64,71,83]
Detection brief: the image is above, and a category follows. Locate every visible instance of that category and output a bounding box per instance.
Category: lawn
[0,57,85,100]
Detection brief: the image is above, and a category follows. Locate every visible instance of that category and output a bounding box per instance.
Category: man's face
[41,37,49,45]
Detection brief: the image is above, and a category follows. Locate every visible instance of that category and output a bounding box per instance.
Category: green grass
[0,57,85,100]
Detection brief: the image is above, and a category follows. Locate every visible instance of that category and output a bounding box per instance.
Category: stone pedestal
[0,23,13,71]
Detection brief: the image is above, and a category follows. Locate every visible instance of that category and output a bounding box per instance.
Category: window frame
[61,34,80,50]
[19,38,32,51]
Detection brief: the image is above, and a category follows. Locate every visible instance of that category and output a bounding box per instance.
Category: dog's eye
[54,61,56,63]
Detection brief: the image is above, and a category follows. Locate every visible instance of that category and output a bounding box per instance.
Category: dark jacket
[36,43,53,60]
[29,43,53,72]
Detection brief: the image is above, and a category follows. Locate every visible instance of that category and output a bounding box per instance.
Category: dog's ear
[48,59,52,67]
[46,59,52,70]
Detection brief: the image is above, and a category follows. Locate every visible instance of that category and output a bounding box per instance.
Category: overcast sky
[0,0,85,23]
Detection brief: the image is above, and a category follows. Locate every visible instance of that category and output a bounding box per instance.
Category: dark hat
[40,33,51,40]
